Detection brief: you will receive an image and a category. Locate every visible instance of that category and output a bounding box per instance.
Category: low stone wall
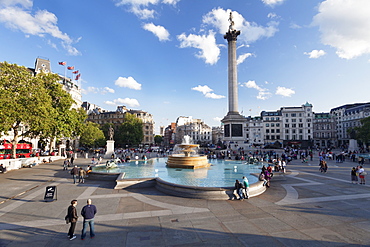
[114,172,267,200]
[155,177,266,200]
[114,173,156,189]
[88,171,120,181]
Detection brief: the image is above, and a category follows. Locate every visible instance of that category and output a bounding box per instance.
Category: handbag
[65,215,70,224]
[362,171,367,175]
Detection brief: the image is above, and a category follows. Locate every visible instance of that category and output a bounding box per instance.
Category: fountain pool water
[93,158,262,187]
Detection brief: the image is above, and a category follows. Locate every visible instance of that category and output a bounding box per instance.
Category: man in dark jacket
[70,166,79,184]
[67,200,78,240]
[81,199,97,240]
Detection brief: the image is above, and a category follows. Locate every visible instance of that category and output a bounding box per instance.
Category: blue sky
[1,0,370,133]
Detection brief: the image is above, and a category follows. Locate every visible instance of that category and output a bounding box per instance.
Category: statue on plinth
[109,126,114,140]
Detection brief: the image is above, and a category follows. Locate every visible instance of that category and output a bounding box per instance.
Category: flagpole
[64,62,67,84]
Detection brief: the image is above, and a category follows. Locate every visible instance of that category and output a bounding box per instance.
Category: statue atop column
[228,12,235,31]
[224,11,240,41]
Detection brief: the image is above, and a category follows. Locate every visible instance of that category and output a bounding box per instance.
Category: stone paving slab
[0,153,370,246]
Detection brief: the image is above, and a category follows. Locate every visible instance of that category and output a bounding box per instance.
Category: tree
[352,117,370,146]
[0,62,54,157]
[154,135,163,145]
[116,113,143,147]
[79,122,105,147]
[0,62,86,157]
[36,73,87,150]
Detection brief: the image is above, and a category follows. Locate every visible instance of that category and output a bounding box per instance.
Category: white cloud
[313,0,370,59]
[178,31,220,65]
[115,0,179,19]
[205,92,225,99]
[237,52,253,65]
[202,8,279,46]
[143,23,170,41]
[191,85,225,99]
[104,98,140,107]
[131,6,155,19]
[0,3,80,55]
[275,86,295,97]
[289,23,302,29]
[213,117,222,122]
[103,87,115,94]
[267,13,277,19]
[0,0,32,8]
[261,0,285,7]
[241,80,271,100]
[304,49,326,59]
[162,0,180,4]
[83,86,115,94]
[191,85,213,94]
[115,76,142,90]
[256,91,272,100]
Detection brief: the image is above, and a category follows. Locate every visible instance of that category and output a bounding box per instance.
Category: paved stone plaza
[0,153,369,246]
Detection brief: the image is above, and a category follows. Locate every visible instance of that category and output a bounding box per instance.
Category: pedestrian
[66,200,78,241]
[358,166,366,184]
[81,199,97,240]
[351,167,358,184]
[78,167,86,183]
[63,159,68,171]
[233,179,244,200]
[242,176,249,199]
[70,165,79,184]
[70,156,75,166]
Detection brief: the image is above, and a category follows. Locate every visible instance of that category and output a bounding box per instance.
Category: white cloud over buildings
[115,76,142,90]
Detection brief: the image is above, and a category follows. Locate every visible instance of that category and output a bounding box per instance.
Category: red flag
[72,70,79,74]
[58,61,66,66]
[67,66,74,70]
[75,74,81,80]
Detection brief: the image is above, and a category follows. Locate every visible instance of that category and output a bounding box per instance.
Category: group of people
[66,199,97,241]
[233,176,249,200]
[62,157,75,170]
[351,166,366,184]
[70,165,91,184]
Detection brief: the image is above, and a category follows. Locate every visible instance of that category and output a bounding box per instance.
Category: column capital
[224,30,241,42]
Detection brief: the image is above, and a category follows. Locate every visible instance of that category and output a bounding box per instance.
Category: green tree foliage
[116,113,143,147]
[353,117,370,145]
[0,62,54,157]
[0,62,86,157]
[154,135,163,145]
[79,122,105,147]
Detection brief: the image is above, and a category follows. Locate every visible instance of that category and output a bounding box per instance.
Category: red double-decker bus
[0,140,32,159]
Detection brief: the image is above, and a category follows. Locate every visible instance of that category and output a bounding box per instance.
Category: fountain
[166,135,210,169]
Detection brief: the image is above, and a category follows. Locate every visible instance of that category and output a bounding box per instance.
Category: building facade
[85,105,155,145]
[313,112,336,148]
[175,116,212,146]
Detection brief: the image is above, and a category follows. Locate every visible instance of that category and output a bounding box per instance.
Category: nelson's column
[221,12,247,145]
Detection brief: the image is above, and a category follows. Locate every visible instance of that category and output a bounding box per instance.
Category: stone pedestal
[348,139,358,152]
[104,140,115,159]
[58,144,66,157]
